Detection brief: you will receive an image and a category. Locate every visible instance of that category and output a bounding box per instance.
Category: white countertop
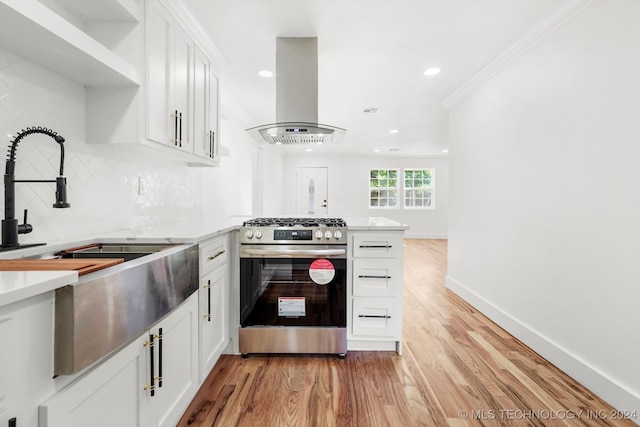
[344,217,409,231]
[0,217,243,309]
[0,270,77,308]
[0,215,406,309]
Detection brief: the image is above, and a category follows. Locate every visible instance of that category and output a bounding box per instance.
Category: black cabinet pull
[358,314,391,319]
[173,110,178,146]
[358,275,391,279]
[207,280,211,322]
[157,328,163,388]
[207,250,225,261]
[359,245,392,249]
[178,112,183,147]
[209,130,214,158]
[145,333,155,396]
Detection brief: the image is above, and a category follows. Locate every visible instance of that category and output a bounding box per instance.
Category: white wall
[0,48,255,244]
[271,152,449,238]
[259,147,286,217]
[447,0,640,416]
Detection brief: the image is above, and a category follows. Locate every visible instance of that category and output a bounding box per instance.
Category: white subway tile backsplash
[0,49,203,244]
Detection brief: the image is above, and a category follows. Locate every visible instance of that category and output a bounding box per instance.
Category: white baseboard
[445,275,640,424]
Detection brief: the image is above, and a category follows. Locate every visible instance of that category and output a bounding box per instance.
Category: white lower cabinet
[39,293,199,427]
[198,234,229,382]
[148,293,199,427]
[352,297,401,337]
[0,293,57,427]
[348,231,405,354]
[199,266,227,381]
[39,335,147,427]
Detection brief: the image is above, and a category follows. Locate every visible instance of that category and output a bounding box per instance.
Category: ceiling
[183,0,562,156]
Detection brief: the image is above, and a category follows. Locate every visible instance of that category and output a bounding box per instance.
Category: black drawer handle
[359,245,392,249]
[358,275,391,279]
[208,250,225,261]
[358,314,391,319]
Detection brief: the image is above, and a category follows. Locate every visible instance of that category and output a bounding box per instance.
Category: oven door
[240,245,346,328]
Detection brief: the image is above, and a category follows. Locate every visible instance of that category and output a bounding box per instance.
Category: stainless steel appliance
[246,38,346,145]
[239,217,347,357]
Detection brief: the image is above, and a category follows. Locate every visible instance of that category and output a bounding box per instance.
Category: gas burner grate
[243,217,347,227]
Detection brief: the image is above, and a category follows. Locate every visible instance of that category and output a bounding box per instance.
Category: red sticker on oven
[309,259,335,285]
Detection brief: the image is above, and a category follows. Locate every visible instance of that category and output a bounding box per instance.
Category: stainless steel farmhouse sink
[53,242,199,375]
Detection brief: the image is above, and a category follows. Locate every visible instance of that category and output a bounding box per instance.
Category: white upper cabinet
[208,62,220,162]
[171,25,194,153]
[0,0,140,86]
[193,47,220,163]
[1,0,222,167]
[146,1,195,153]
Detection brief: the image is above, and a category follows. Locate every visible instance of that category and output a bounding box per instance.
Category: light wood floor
[178,239,636,427]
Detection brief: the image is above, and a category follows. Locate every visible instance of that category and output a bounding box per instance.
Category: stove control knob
[315,230,324,239]
[245,230,254,239]
[334,230,343,239]
[324,231,333,239]
[255,230,262,239]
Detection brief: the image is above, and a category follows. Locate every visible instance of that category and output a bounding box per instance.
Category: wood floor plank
[177,239,637,427]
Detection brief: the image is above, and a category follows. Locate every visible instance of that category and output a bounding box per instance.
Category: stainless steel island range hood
[246,37,346,145]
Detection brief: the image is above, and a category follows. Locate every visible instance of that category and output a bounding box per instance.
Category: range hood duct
[247,37,346,144]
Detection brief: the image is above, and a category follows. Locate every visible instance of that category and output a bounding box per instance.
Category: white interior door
[295,167,328,215]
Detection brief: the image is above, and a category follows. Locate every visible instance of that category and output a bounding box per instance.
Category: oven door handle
[240,248,347,258]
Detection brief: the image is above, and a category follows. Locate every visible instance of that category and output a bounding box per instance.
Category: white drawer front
[352,233,403,258]
[200,236,228,275]
[352,298,400,337]
[352,259,400,297]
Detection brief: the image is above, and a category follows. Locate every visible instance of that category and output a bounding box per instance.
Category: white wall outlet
[138,176,149,195]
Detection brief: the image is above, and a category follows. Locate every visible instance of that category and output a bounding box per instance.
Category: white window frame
[369,168,399,209]
[403,168,435,209]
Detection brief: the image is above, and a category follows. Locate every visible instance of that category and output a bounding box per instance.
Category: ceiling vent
[246,37,346,144]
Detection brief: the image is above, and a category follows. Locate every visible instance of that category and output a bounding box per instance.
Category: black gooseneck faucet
[1,127,70,251]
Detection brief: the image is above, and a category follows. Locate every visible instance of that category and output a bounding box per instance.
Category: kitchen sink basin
[57,243,176,262]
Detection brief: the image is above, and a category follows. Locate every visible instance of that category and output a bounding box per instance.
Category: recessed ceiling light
[424,68,441,76]
[373,149,380,153]
[305,148,312,152]
[442,149,449,153]
[389,129,398,134]
[258,70,274,78]
[275,141,282,145]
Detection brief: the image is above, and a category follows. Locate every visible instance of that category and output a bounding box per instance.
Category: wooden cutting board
[0,258,124,276]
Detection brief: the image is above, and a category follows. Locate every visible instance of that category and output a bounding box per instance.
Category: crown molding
[442,0,595,109]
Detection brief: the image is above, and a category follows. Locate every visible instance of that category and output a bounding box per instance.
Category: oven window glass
[240,258,346,327]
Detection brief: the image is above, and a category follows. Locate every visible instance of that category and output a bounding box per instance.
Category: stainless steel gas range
[239,217,347,357]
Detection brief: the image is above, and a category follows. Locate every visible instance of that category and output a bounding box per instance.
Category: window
[369,169,398,208]
[404,169,434,209]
